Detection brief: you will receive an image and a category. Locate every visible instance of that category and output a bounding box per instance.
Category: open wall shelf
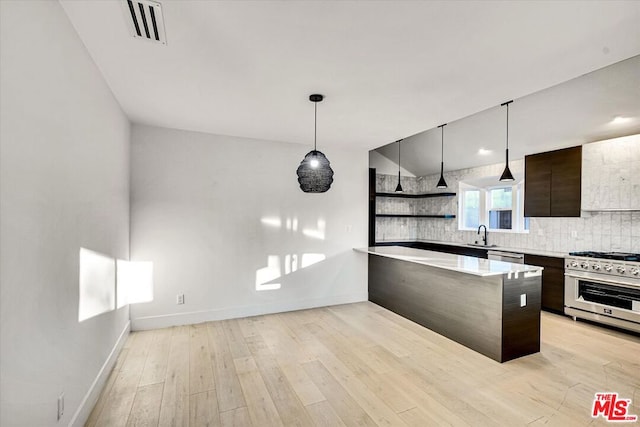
[376,214,456,219]
[376,192,456,199]
[368,168,458,245]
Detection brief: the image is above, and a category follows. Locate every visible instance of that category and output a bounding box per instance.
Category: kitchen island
[356,246,544,362]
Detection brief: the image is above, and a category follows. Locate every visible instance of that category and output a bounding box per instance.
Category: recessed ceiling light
[611,116,631,125]
[478,148,492,155]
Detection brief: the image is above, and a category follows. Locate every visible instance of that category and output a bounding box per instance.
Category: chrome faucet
[477,224,487,246]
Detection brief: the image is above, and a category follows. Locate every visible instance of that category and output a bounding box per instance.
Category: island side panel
[368,254,504,362]
[501,273,542,362]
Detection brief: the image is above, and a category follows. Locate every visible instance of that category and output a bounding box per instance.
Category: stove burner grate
[569,251,640,261]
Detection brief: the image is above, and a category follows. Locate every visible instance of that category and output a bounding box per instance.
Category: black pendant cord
[398,139,401,176]
[505,102,509,163]
[439,124,446,173]
[314,102,317,152]
[441,125,444,163]
[502,100,513,164]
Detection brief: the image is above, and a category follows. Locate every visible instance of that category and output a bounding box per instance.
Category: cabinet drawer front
[524,254,564,269]
[524,254,565,313]
[541,268,564,313]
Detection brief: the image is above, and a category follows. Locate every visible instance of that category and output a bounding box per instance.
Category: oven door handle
[565,273,640,288]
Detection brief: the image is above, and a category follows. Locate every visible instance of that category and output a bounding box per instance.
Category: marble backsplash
[581,134,640,211]
[375,158,640,254]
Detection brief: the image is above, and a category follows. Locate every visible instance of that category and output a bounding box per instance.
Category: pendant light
[297,94,334,193]
[395,139,404,192]
[499,100,515,182]
[436,124,448,189]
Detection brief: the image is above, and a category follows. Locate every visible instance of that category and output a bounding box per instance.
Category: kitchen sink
[466,243,498,248]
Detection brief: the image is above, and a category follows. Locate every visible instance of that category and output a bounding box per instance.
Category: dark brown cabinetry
[524,254,564,314]
[524,146,581,217]
[368,253,541,362]
[378,241,565,314]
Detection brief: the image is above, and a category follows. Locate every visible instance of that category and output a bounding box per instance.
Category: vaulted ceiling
[375,56,640,176]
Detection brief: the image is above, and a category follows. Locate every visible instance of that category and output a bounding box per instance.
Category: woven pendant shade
[297,150,334,193]
[297,94,334,193]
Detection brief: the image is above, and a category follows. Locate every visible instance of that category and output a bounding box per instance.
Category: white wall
[129,124,368,330]
[0,1,130,425]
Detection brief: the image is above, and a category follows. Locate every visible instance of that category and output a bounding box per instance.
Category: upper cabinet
[581,134,640,211]
[524,146,582,217]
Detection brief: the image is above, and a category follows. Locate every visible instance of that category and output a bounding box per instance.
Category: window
[459,181,528,233]
[463,189,480,229]
[488,187,512,230]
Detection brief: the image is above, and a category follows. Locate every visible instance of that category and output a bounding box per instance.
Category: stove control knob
[631,268,640,276]
[592,264,601,271]
[617,266,626,274]
[604,264,613,272]
[581,262,589,269]
[571,261,579,268]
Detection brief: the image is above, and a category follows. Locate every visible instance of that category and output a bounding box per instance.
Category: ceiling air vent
[122,0,166,44]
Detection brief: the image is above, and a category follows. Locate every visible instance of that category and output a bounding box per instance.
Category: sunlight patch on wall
[303,219,326,240]
[79,248,155,321]
[255,255,281,291]
[255,253,327,291]
[284,254,298,275]
[260,217,282,228]
[256,215,327,290]
[285,218,298,231]
[78,248,115,322]
[301,253,326,268]
[117,260,153,308]
[261,216,300,232]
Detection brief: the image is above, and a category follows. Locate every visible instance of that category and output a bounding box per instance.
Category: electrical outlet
[177,293,184,305]
[571,230,578,238]
[57,392,64,421]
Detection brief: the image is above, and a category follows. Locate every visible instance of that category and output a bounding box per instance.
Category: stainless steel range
[565,251,640,333]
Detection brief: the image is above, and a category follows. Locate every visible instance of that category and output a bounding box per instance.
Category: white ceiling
[59,0,640,153]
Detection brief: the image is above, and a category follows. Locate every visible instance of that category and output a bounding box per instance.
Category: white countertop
[356,246,544,278]
[375,239,568,259]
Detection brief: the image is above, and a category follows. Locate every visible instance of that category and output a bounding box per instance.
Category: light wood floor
[86,302,640,426]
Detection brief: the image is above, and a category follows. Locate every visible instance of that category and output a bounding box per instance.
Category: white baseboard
[69,320,131,427]
[130,293,368,331]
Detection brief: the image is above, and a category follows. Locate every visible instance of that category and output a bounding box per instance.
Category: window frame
[458,181,529,234]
